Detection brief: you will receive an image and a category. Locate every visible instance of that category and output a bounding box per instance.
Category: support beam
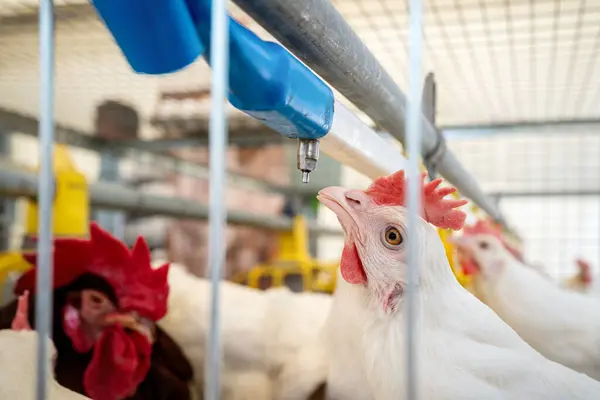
[0,160,342,236]
[0,4,96,30]
[491,189,600,198]
[0,133,13,250]
[443,118,600,138]
[124,133,285,150]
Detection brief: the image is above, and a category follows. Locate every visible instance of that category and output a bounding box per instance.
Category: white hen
[154,261,331,400]
[318,170,600,399]
[456,233,600,381]
[0,330,89,400]
[0,292,89,400]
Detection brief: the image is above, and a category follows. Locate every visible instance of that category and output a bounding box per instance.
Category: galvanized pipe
[405,0,424,398]
[0,163,342,236]
[204,0,230,398]
[35,1,55,399]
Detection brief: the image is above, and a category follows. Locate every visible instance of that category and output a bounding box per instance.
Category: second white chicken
[456,233,600,381]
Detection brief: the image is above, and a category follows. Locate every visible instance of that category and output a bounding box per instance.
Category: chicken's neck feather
[326,228,474,397]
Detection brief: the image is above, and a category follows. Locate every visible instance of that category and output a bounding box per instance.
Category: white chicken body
[156,262,331,400]
[0,330,89,400]
[471,248,600,380]
[327,224,600,399]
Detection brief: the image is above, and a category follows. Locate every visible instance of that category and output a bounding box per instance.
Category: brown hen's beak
[103,313,155,343]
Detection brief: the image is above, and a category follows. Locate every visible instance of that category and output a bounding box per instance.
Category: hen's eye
[385,227,403,246]
[478,241,489,250]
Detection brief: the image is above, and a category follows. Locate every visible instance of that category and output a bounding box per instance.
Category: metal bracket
[421,72,446,179]
[423,130,447,178]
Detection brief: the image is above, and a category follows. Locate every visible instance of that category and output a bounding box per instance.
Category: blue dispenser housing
[90,0,335,140]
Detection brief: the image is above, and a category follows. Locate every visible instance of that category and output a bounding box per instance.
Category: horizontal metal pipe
[442,118,600,137]
[321,100,408,179]
[492,190,600,198]
[0,161,342,236]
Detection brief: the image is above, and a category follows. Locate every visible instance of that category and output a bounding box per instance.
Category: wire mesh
[447,127,600,280]
[331,0,600,125]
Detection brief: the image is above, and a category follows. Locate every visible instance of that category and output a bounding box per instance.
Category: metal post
[36,1,55,399]
[204,0,230,398]
[405,0,423,399]
[0,132,13,251]
[95,151,125,239]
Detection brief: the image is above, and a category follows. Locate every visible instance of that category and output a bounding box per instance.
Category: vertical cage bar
[405,0,423,399]
[96,151,125,239]
[204,0,230,399]
[0,132,13,252]
[36,1,56,399]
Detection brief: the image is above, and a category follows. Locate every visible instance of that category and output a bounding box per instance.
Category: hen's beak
[450,237,479,276]
[451,236,474,250]
[316,186,357,234]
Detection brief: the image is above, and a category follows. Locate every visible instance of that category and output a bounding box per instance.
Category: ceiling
[0,0,598,137]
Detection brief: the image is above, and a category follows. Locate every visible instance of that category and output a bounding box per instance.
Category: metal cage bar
[35,1,55,399]
[204,0,230,398]
[405,0,424,398]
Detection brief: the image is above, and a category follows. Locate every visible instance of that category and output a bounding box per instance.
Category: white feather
[471,239,600,380]
[155,261,331,400]
[0,330,89,399]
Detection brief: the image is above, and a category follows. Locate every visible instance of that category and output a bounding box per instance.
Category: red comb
[463,220,503,238]
[15,240,91,295]
[463,220,523,260]
[576,259,592,283]
[15,222,169,321]
[11,290,31,331]
[365,170,468,230]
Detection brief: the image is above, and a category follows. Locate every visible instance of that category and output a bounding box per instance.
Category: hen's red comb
[16,240,91,295]
[365,170,468,230]
[463,220,503,238]
[576,259,592,283]
[11,290,31,331]
[15,222,170,321]
[463,220,523,260]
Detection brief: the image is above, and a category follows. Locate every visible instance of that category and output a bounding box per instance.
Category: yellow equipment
[0,145,89,303]
[231,215,338,293]
[25,145,89,239]
[439,190,476,288]
[438,227,471,288]
[0,252,32,302]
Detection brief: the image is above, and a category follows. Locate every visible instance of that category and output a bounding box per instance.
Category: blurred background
[0,0,598,290]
